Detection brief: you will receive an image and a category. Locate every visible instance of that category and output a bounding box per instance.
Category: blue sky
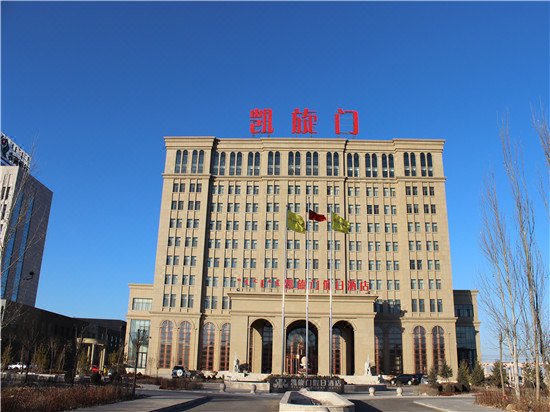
[2,2,548,361]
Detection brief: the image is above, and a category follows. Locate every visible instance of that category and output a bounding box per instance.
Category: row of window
[411,298,444,313]
[158,321,230,371]
[171,200,201,211]
[208,184,402,197]
[175,150,205,173]
[406,186,435,196]
[374,299,401,313]
[168,218,439,235]
[410,278,442,290]
[409,241,439,251]
[172,182,202,193]
[409,260,441,270]
[177,150,435,178]
[406,204,437,214]
[404,153,434,177]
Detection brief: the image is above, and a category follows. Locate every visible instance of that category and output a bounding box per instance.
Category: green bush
[470,360,485,386]
[457,360,469,386]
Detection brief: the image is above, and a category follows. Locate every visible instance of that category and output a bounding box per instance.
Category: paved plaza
[75,387,500,412]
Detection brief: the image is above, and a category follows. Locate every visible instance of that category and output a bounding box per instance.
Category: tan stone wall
[126,136,478,378]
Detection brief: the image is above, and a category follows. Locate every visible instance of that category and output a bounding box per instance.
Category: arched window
[274,151,280,175]
[427,153,433,177]
[200,322,216,370]
[288,152,294,175]
[404,153,410,176]
[236,152,242,175]
[347,153,353,177]
[375,327,385,374]
[333,153,339,176]
[159,320,173,368]
[353,153,359,177]
[268,152,274,175]
[295,152,301,175]
[229,152,236,175]
[413,326,427,374]
[306,152,313,175]
[410,153,417,177]
[365,154,371,177]
[219,323,231,371]
[212,151,219,175]
[432,326,445,372]
[313,152,319,176]
[254,152,260,176]
[326,152,333,176]
[388,326,403,374]
[389,154,395,177]
[191,150,198,173]
[177,321,192,369]
[198,150,204,173]
[182,150,188,174]
[420,153,426,177]
[219,152,226,175]
[371,154,378,177]
[382,154,388,178]
[247,152,254,176]
[175,150,182,173]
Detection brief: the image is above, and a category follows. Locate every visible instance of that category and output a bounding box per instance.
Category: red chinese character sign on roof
[335,108,359,135]
[250,108,274,135]
[249,107,360,136]
[292,108,318,135]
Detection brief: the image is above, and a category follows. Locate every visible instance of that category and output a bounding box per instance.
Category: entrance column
[229,314,249,372]
[354,315,375,375]
[317,317,330,375]
[271,317,283,375]
[402,323,415,373]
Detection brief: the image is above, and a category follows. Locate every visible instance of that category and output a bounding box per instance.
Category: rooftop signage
[1,133,31,169]
[250,108,359,137]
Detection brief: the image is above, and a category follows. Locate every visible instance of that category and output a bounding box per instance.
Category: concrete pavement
[75,387,499,412]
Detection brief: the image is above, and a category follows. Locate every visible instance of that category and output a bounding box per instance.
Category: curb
[151,395,210,411]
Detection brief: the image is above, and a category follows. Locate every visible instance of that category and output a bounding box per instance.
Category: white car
[7,362,26,371]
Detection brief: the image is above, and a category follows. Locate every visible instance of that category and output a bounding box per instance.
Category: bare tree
[479,174,522,399]
[130,328,150,397]
[480,115,549,401]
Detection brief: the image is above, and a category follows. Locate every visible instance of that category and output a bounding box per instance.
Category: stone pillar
[99,346,105,370]
[91,344,95,368]
[191,323,199,370]
[426,328,434,374]
[317,317,330,376]
[229,315,249,373]
[402,323,415,374]
[271,316,283,375]
[354,315,375,375]
[213,325,221,373]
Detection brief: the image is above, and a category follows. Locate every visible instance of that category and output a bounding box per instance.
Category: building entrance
[285,320,318,374]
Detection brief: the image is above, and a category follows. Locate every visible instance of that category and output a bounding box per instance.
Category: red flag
[308,210,327,222]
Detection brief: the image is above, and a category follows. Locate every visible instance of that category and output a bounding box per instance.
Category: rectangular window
[437,299,443,312]
[419,299,425,312]
[412,299,418,312]
[132,298,153,311]
[430,299,436,313]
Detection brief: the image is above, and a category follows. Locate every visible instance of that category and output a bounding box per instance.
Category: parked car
[91,365,100,374]
[7,362,26,371]
[172,365,191,378]
[390,374,422,385]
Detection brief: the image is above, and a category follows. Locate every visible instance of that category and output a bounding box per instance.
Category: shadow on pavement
[351,400,384,412]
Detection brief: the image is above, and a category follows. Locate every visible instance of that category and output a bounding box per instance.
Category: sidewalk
[413,396,500,411]
[75,392,208,411]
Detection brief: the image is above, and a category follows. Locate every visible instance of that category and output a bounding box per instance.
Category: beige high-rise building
[126,136,480,378]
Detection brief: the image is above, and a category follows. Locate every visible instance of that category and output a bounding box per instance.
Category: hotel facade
[126,136,480,378]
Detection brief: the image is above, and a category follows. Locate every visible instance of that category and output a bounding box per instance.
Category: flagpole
[305,196,310,380]
[282,206,288,375]
[329,213,334,377]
